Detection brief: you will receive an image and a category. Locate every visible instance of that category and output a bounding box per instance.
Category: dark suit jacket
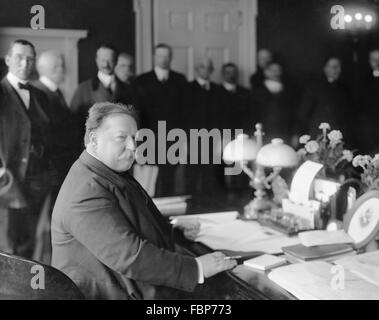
[0,78,52,208]
[51,151,198,300]
[296,77,354,146]
[251,82,298,144]
[33,80,78,180]
[219,84,255,134]
[70,76,134,143]
[134,70,188,133]
[360,76,379,153]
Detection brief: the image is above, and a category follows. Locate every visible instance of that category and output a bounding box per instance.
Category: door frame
[133,0,258,87]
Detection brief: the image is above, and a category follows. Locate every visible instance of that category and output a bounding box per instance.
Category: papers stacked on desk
[268,261,379,300]
[299,230,354,247]
[171,212,300,254]
[334,250,379,286]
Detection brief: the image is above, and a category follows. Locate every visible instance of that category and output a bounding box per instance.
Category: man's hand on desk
[198,252,237,278]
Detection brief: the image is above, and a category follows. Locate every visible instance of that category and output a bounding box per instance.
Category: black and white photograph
[1,0,379,306]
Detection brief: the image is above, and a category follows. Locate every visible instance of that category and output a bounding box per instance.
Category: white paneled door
[135,0,257,86]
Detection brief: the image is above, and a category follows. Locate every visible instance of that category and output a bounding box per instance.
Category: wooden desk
[173,191,296,300]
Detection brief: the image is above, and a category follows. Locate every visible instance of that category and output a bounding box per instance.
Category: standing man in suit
[51,102,237,299]
[250,48,273,90]
[114,52,135,85]
[220,62,254,133]
[219,62,252,190]
[361,49,379,154]
[296,57,354,146]
[0,39,55,258]
[185,57,224,195]
[134,43,188,196]
[70,44,133,148]
[34,50,78,181]
[251,61,298,145]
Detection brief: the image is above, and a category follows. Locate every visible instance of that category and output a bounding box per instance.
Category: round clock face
[344,191,379,248]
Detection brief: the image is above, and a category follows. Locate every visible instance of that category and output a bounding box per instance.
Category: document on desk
[334,250,379,286]
[268,261,379,300]
[299,230,355,247]
[195,220,300,254]
[170,211,238,226]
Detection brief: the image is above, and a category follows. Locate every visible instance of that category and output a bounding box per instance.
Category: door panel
[154,0,241,83]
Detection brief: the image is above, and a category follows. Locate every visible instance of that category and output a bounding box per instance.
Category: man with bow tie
[70,44,134,150]
[0,39,55,258]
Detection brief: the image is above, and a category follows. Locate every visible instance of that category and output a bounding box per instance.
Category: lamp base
[243,197,271,220]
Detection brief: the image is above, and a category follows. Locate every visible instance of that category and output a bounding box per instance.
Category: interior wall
[0,0,135,82]
[257,0,379,86]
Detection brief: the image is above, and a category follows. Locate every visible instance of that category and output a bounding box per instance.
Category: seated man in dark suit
[0,39,56,258]
[70,44,134,147]
[51,102,236,300]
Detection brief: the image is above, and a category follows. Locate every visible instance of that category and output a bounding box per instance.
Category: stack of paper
[243,254,287,271]
[194,219,300,254]
[334,250,379,286]
[268,261,379,300]
[299,230,354,247]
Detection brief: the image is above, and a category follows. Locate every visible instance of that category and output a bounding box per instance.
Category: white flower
[305,140,319,154]
[342,150,353,162]
[299,135,311,144]
[319,123,331,131]
[353,155,372,168]
[297,148,307,156]
[328,130,343,144]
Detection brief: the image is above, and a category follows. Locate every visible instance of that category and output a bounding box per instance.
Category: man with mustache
[51,102,237,299]
[70,44,133,151]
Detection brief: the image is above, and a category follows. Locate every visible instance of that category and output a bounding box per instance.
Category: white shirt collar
[97,71,114,88]
[154,67,169,81]
[264,79,283,93]
[7,72,28,89]
[39,75,58,92]
[222,82,236,92]
[196,77,211,90]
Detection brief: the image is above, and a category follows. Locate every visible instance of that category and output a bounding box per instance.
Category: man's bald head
[37,50,65,85]
[195,57,214,80]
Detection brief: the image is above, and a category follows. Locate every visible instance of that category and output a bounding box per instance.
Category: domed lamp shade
[223,134,259,162]
[256,138,299,168]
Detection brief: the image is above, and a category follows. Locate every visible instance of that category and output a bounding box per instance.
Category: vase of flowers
[297,122,354,181]
[352,154,379,191]
[297,123,355,229]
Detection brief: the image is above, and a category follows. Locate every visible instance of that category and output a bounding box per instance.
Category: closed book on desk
[243,254,287,271]
[282,243,354,262]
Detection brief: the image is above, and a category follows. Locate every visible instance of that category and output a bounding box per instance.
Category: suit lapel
[80,152,173,248]
[1,78,29,119]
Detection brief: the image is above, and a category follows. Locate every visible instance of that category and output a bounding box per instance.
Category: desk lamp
[223,123,299,219]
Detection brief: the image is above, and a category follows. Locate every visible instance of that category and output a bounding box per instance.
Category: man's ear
[5,55,11,67]
[89,131,98,146]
